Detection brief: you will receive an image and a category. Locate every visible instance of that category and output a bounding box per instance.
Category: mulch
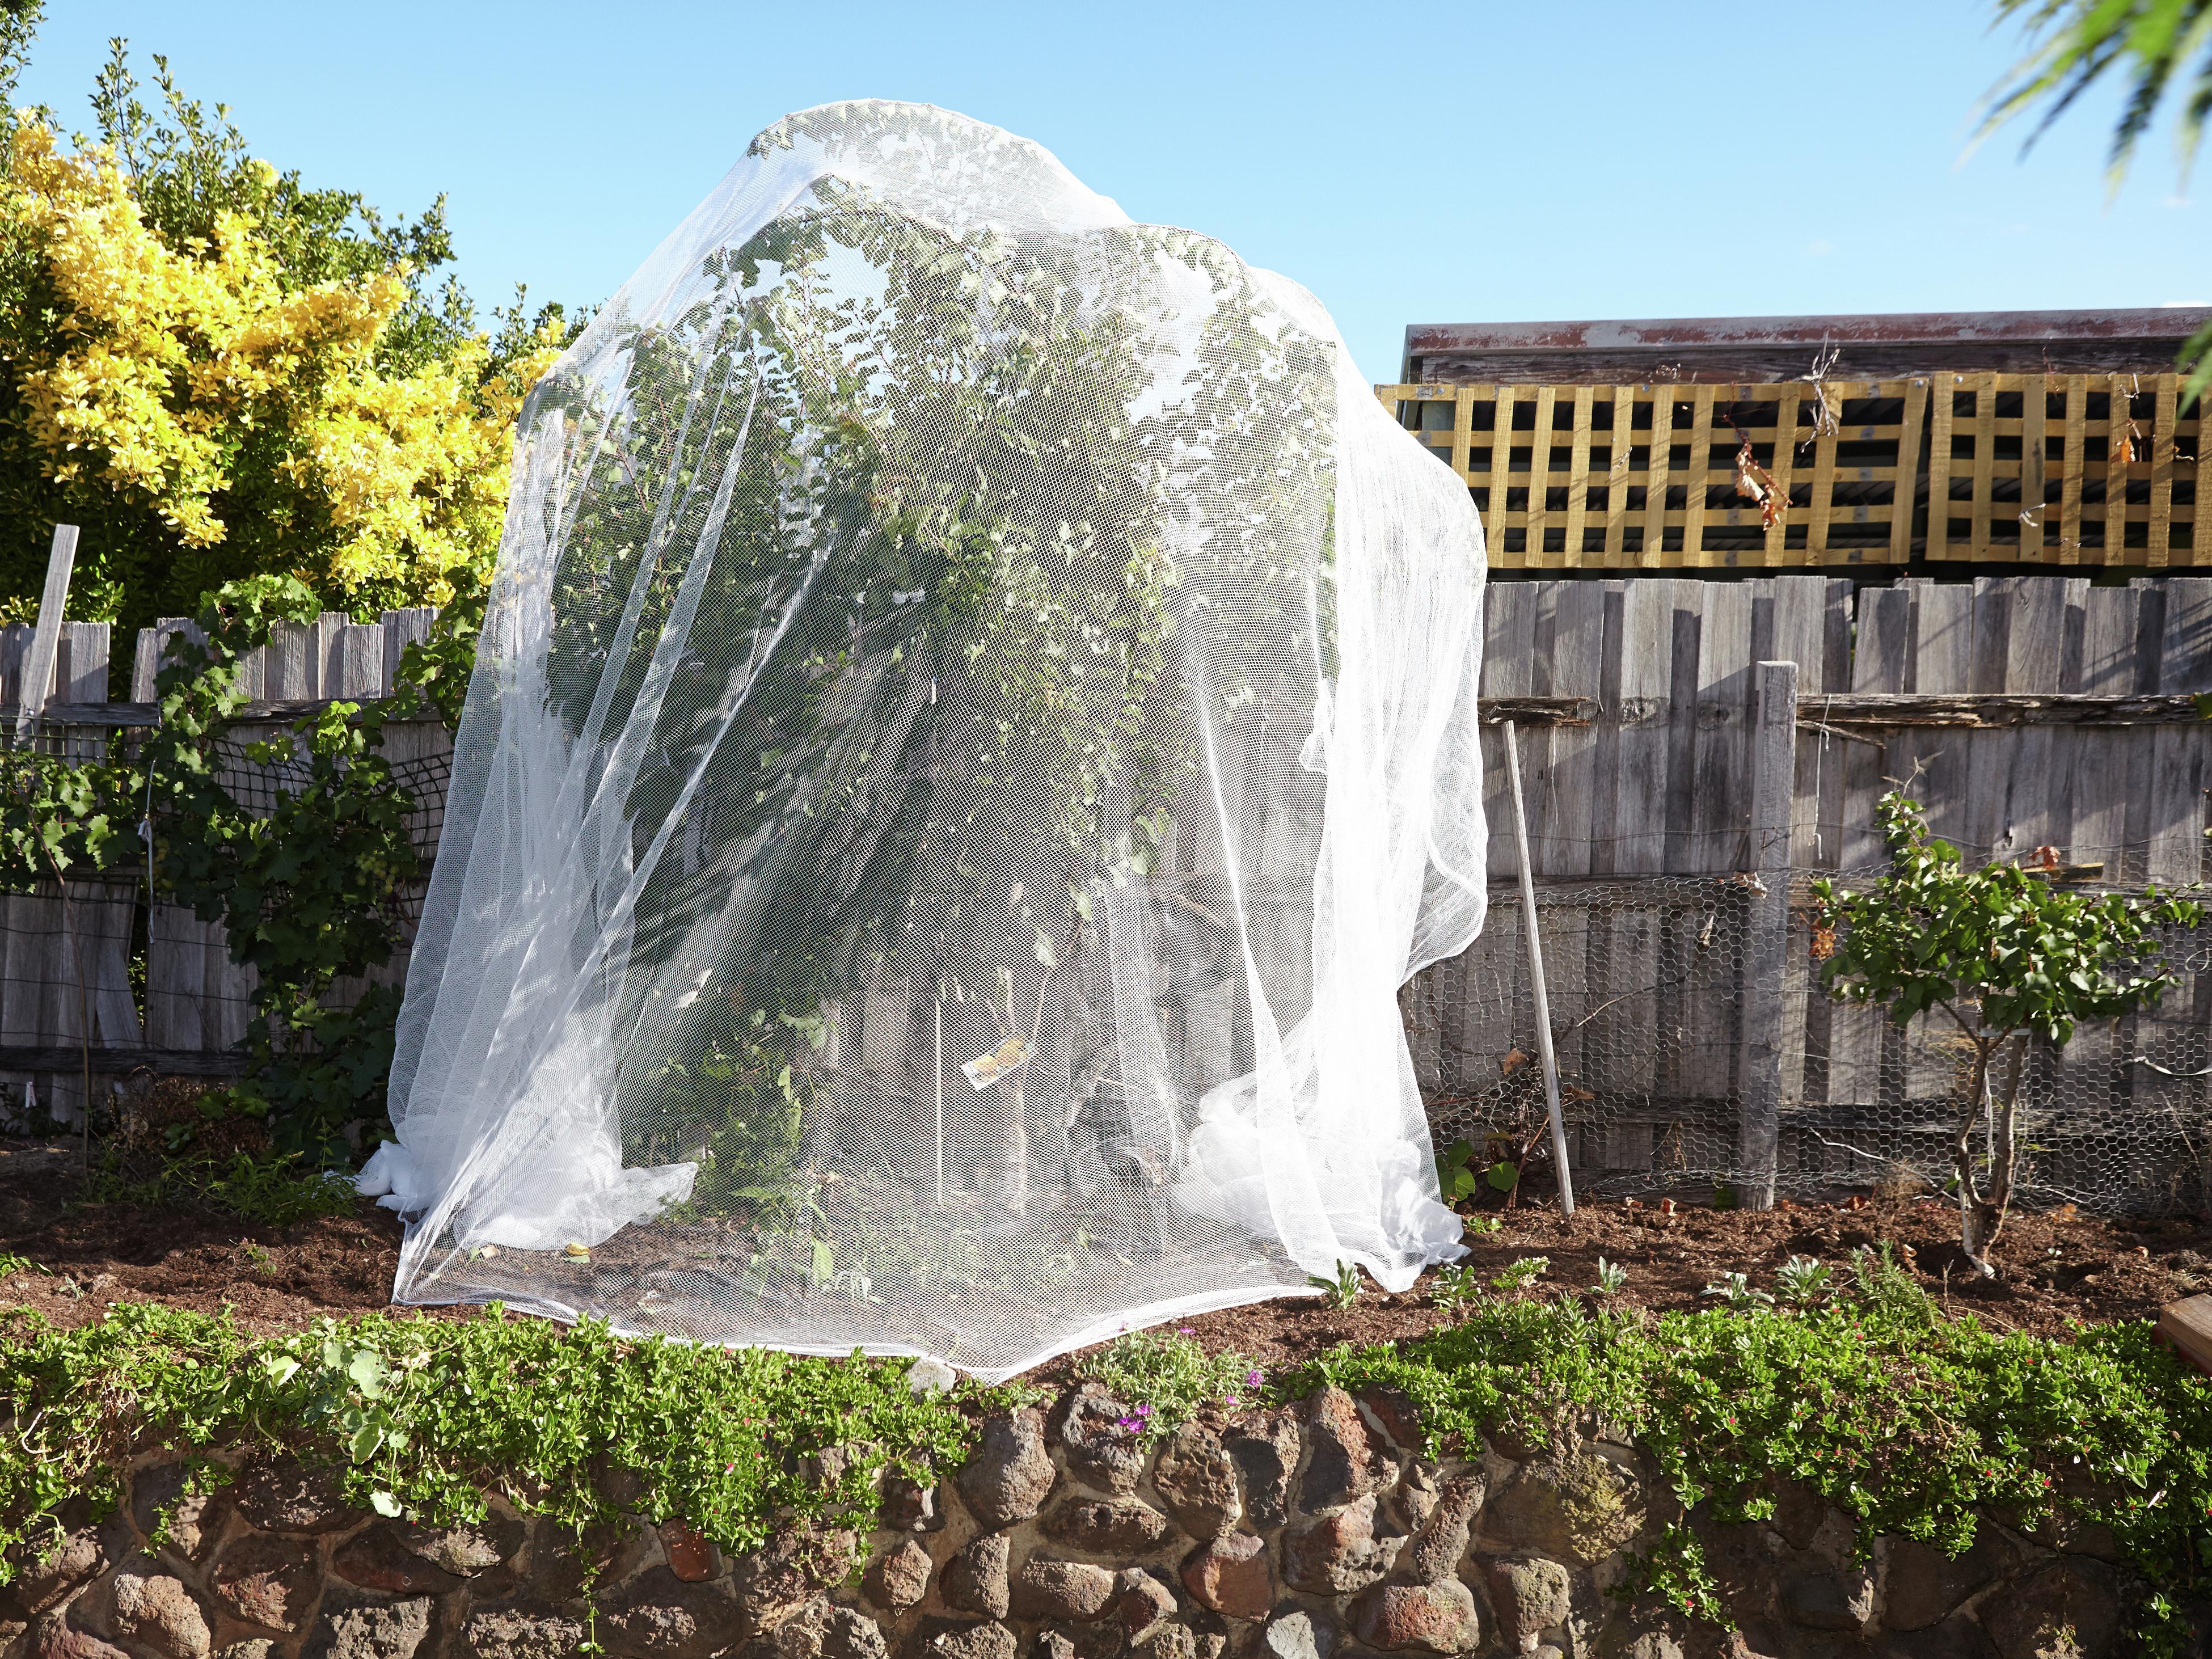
[3,1137,2205,1362]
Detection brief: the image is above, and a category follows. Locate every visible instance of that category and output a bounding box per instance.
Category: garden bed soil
[2,1137,2206,1356]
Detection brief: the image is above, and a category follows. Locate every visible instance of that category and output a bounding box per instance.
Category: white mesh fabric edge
[363,101,1488,1381]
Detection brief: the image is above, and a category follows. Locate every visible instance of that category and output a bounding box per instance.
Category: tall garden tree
[0,7,577,639]
[1813,793,2202,1273]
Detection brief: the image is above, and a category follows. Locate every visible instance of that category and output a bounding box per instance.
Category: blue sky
[16,2,2209,382]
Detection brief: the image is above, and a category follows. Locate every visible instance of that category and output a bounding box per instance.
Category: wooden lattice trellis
[1927,372,2211,565]
[1378,372,2211,568]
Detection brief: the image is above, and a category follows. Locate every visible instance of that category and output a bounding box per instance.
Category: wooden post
[15,524,77,744]
[1501,720,1575,1215]
[934,996,945,1208]
[1742,660,1799,1209]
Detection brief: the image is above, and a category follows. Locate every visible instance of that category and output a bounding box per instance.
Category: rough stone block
[598,1569,740,1659]
[1779,1568,1874,1634]
[1395,1476,1483,1585]
[301,1590,436,1659]
[1481,1556,1571,1653]
[1248,1612,1335,1659]
[1154,1424,1240,1540]
[1348,1581,1481,1654]
[1881,1533,2017,1634]
[1179,1533,1271,1622]
[332,1527,463,1597]
[1982,1560,2118,1659]
[943,1532,1011,1620]
[960,1411,1057,1529]
[909,1619,1016,1659]
[396,1510,525,1576]
[755,1597,888,1659]
[1484,1455,1644,1566]
[1057,1387,1146,1496]
[733,1530,856,1623]
[1284,1496,1385,1595]
[1043,1497,1170,1556]
[1297,1390,1379,1513]
[229,1459,356,1536]
[1011,1557,1116,1623]
[110,1567,212,1659]
[209,1534,318,1633]
[660,1521,721,1585]
[1108,1568,1179,1637]
[866,1540,933,1614]
[129,1466,223,1565]
[460,1603,589,1659]
[1222,1413,1298,1531]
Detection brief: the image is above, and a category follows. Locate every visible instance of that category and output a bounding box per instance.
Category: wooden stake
[934,996,944,1208]
[1501,720,1574,1215]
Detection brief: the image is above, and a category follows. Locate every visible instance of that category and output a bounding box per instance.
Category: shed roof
[1402,306,2212,385]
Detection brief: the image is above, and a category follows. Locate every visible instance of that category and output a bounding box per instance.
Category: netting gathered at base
[357,102,1491,1379]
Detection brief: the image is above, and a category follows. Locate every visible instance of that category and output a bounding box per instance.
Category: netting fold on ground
[358,101,1490,1379]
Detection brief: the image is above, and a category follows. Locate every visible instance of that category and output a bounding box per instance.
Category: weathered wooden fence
[0,574,2206,1211]
[0,609,452,1126]
[1413,572,2212,1208]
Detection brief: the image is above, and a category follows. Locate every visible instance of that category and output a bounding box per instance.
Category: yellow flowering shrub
[0,68,568,633]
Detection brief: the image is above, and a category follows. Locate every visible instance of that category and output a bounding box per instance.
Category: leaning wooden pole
[1501,720,1574,1216]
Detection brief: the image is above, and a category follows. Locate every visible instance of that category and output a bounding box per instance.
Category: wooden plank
[1480,584,1538,881]
[1741,661,1797,1204]
[1927,377,1962,560]
[1680,387,1716,566]
[1890,379,1929,565]
[267,620,316,699]
[1538,580,1609,879]
[2151,375,2179,568]
[2059,375,2088,563]
[1840,584,1909,869]
[1691,581,1754,873]
[2021,376,2049,562]
[2156,1294,2212,1378]
[2106,375,2137,565]
[14,524,77,742]
[1969,376,1998,562]
[1603,386,1633,562]
[1450,386,1475,484]
[1768,388,1802,567]
[2071,586,2143,869]
[1563,385,1593,564]
[1958,577,2020,862]
[1642,390,1673,569]
[2148,576,2212,884]
[1526,385,1557,568]
[2197,389,2212,565]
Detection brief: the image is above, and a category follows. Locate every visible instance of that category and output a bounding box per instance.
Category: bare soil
[2,1135,2204,1359]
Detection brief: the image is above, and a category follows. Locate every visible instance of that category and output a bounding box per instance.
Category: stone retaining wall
[0,1382,2139,1659]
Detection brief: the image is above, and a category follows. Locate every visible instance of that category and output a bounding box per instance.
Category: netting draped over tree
[357,102,1487,1379]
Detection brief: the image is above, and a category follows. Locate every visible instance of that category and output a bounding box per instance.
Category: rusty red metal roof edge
[1403,306,2212,358]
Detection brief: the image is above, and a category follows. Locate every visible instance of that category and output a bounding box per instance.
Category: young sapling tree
[1812,792,2202,1276]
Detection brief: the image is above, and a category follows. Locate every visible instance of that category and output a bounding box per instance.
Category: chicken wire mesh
[357,101,1492,1381]
[1409,862,2212,1214]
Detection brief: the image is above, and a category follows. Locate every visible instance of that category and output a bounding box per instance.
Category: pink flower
[1246,1369,1264,1387]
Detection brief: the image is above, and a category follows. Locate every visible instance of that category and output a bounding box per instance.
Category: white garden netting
[358,101,1488,1380]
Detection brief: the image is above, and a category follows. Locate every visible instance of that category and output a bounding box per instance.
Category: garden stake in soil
[1501,718,1574,1215]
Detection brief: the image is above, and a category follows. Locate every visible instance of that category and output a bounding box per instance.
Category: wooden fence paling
[1740,661,1796,1207]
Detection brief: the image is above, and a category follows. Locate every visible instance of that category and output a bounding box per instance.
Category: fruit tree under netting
[358,102,1489,1380]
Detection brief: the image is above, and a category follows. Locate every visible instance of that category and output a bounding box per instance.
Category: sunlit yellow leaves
[0,115,552,603]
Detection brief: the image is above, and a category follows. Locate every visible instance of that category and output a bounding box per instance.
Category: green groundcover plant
[5,1278,2211,1649]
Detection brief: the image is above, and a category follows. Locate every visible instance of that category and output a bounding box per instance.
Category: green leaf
[369,1490,403,1518]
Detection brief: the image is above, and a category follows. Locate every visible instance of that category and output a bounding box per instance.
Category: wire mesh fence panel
[1412,863,2212,1214]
